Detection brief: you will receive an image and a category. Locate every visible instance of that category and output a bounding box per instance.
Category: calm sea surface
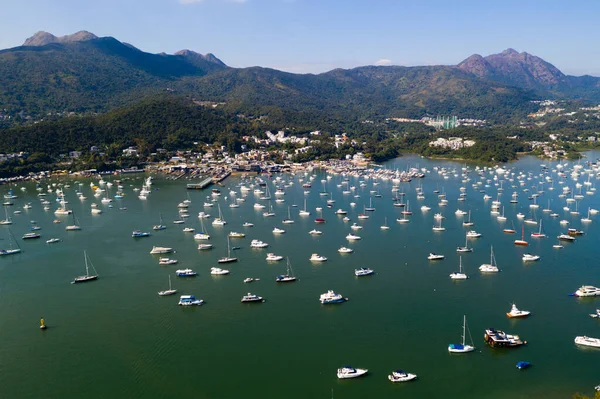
[1,153,599,399]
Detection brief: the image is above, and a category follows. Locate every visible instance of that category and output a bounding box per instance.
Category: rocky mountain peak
[23,31,98,46]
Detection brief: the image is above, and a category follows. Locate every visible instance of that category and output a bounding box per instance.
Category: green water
[1,153,599,399]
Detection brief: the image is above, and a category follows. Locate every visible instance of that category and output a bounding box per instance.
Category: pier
[186,176,213,190]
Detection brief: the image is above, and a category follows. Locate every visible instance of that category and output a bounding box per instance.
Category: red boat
[315,218,326,224]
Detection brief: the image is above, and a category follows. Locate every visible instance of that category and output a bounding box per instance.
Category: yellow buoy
[40,317,46,330]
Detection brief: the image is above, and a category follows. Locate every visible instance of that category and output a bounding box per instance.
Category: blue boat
[178,295,204,306]
[176,269,197,277]
[516,361,531,370]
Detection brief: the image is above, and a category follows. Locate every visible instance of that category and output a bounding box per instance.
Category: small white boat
[266,253,284,261]
[338,246,353,254]
[250,239,269,248]
[46,238,61,244]
[337,366,368,379]
[211,267,230,275]
[450,257,468,280]
[310,253,327,262]
[178,295,203,306]
[346,233,361,241]
[241,293,264,303]
[150,246,173,254]
[354,267,374,276]
[159,258,178,265]
[388,370,417,382]
[522,254,540,262]
[242,222,254,227]
[309,229,322,235]
[273,227,286,234]
[427,253,444,260]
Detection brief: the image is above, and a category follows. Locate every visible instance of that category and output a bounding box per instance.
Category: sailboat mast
[462,315,466,346]
[84,251,89,276]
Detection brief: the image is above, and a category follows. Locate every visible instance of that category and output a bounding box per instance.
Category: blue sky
[2,0,599,75]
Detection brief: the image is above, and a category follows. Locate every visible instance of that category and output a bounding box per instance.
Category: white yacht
[506,303,530,318]
[310,254,327,262]
[320,290,346,304]
[250,239,269,248]
[337,367,367,379]
[346,233,361,241]
[242,222,254,227]
[158,258,178,265]
[241,293,264,303]
[573,286,600,297]
[338,246,354,254]
[266,253,284,261]
[522,254,540,262]
[273,227,286,234]
[210,267,230,275]
[466,230,482,238]
[150,246,173,254]
[350,223,363,230]
[354,267,374,276]
[309,229,322,235]
[427,253,444,260]
[448,315,475,353]
[388,370,417,382]
[574,336,600,348]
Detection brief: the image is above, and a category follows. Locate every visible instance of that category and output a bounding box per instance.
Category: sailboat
[282,206,294,224]
[479,246,499,272]
[218,237,238,263]
[364,197,375,212]
[262,201,275,218]
[496,207,507,222]
[212,204,227,225]
[448,315,475,353]
[380,217,391,230]
[276,257,297,282]
[462,210,474,226]
[514,225,528,246]
[456,233,472,253]
[531,219,546,238]
[299,199,310,216]
[158,275,177,296]
[65,210,82,231]
[432,217,445,231]
[503,221,516,234]
[450,256,468,279]
[71,250,98,283]
[0,228,22,256]
[401,200,412,215]
[0,206,12,225]
[153,213,167,230]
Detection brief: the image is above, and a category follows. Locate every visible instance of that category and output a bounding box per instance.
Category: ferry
[178,295,204,306]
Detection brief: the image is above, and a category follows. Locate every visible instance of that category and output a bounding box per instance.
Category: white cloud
[375,58,392,66]
[179,0,205,4]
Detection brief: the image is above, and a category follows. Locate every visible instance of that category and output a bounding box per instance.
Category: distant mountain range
[2,31,600,124]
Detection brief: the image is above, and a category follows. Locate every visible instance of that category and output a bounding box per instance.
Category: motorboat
[210,267,230,275]
[132,230,150,238]
[320,290,346,304]
[354,267,374,276]
[158,258,178,265]
[589,309,600,319]
[484,328,525,348]
[346,233,361,241]
[309,229,322,235]
[522,254,540,262]
[574,336,600,348]
[175,268,197,277]
[507,303,531,318]
[243,277,254,283]
[197,243,213,250]
[273,227,286,234]
[338,246,354,254]
[182,227,195,233]
[516,361,531,370]
[242,222,254,227]
[466,230,481,238]
[350,223,363,230]
[241,293,264,303]
[46,238,61,244]
[337,367,368,379]
[388,370,417,383]
[228,232,245,238]
[178,295,204,306]
[428,253,444,260]
[150,246,173,254]
[558,234,575,242]
[22,233,41,240]
[310,254,327,262]
[266,253,284,261]
[250,240,269,248]
[572,286,600,297]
